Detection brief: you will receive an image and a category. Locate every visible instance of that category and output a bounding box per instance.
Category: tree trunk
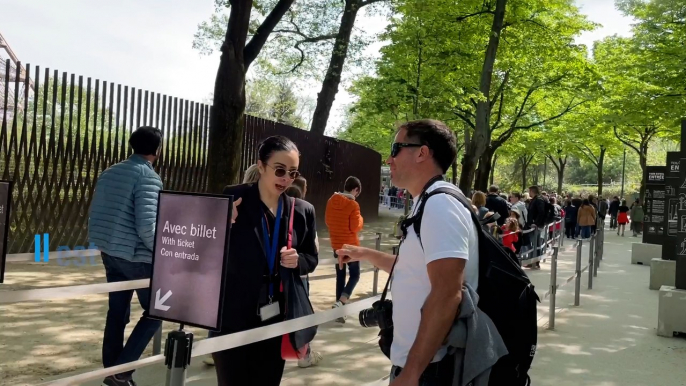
[451,160,457,185]
[474,147,495,191]
[557,164,564,195]
[207,0,294,192]
[309,0,360,135]
[521,158,527,192]
[490,153,498,186]
[640,146,648,202]
[207,2,253,193]
[458,0,507,193]
[597,147,606,197]
[533,164,539,185]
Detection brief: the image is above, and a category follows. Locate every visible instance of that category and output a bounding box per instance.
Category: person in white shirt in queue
[337,119,479,386]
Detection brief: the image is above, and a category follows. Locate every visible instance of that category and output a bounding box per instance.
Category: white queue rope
[37,295,383,386]
[0,257,382,304]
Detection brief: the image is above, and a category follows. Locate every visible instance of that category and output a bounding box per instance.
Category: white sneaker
[332,301,346,323]
[203,356,215,366]
[298,350,323,368]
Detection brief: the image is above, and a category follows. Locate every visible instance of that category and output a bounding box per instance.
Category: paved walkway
[39,223,686,386]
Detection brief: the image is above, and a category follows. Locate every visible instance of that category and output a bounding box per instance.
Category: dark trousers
[335,258,360,301]
[212,318,286,385]
[390,354,455,385]
[610,214,618,229]
[565,220,577,238]
[102,253,161,379]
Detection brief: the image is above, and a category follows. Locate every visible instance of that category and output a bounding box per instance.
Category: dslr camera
[359,299,393,329]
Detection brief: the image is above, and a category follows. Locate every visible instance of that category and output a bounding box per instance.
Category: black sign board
[663,153,680,260]
[643,166,666,245]
[0,180,12,283]
[148,191,233,330]
[676,159,686,261]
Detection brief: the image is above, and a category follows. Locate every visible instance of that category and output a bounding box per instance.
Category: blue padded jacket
[88,154,162,263]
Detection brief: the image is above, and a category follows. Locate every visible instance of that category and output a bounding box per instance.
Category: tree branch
[613,126,641,154]
[489,70,510,109]
[244,0,296,67]
[453,111,476,129]
[456,9,495,21]
[513,99,586,130]
[360,0,386,6]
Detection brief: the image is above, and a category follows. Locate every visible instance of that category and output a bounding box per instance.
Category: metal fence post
[588,234,595,290]
[373,232,381,296]
[548,246,559,330]
[153,326,162,355]
[594,230,600,276]
[561,220,565,247]
[575,239,582,306]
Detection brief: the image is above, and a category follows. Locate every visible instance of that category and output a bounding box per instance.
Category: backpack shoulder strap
[407,187,483,248]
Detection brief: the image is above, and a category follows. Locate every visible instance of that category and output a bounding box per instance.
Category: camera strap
[380,175,444,302]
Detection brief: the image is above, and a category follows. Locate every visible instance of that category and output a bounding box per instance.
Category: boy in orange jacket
[325,176,363,323]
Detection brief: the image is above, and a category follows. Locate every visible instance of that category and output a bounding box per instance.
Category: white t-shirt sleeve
[419,193,473,264]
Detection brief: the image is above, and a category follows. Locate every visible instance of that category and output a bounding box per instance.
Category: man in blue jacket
[88,126,163,386]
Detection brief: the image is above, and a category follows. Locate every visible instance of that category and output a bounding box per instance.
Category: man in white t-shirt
[337,119,479,385]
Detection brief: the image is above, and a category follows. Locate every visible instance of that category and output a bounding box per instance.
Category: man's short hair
[512,192,521,200]
[489,185,499,193]
[344,176,362,192]
[529,185,540,195]
[399,119,457,173]
[129,126,162,156]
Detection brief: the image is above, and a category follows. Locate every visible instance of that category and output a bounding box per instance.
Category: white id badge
[259,302,280,322]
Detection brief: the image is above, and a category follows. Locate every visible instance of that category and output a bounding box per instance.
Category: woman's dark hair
[129,126,162,155]
[399,119,457,173]
[583,199,590,206]
[621,199,627,206]
[257,135,298,163]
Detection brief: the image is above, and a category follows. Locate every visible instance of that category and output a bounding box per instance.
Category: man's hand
[335,244,374,269]
[231,197,242,224]
[390,371,420,386]
[280,247,299,268]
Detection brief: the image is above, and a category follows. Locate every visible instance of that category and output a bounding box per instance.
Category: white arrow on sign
[154,289,172,311]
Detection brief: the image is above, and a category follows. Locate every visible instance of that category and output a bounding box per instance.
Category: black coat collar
[244,183,293,261]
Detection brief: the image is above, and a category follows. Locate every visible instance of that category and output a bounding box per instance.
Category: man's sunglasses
[267,164,300,179]
[390,142,423,158]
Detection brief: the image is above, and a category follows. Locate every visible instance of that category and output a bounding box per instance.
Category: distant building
[381,166,391,188]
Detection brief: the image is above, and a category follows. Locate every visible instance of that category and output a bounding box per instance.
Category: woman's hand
[280,247,299,268]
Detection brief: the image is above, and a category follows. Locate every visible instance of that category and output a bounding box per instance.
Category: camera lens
[358,308,378,328]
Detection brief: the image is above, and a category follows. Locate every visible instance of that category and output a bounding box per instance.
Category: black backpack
[544,201,559,224]
[410,186,539,386]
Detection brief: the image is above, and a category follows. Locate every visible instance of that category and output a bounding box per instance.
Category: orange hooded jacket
[325,192,364,250]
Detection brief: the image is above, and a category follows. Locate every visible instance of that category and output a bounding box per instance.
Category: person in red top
[501,215,520,253]
[325,176,363,322]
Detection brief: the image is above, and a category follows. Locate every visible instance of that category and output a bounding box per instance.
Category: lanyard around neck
[261,198,283,299]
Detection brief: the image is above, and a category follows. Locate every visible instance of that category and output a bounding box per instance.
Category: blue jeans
[580,226,592,239]
[335,256,360,301]
[102,253,162,378]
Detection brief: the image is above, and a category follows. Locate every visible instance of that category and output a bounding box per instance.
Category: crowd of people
[86,120,638,386]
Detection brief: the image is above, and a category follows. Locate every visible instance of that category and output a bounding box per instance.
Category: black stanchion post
[548,246,559,330]
[575,239,582,306]
[588,234,595,290]
[165,325,193,386]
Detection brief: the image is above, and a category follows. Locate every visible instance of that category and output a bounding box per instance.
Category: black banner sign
[664,153,680,260]
[148,191,233,330]
[643,166,666,245]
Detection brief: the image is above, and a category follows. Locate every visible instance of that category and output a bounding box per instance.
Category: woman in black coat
[212,136,319,385]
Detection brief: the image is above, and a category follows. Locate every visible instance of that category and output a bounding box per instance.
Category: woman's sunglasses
[390,142,423,158]
[267,164,300,179]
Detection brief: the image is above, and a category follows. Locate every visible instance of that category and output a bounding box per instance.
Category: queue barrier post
[548,246,559,330]
[574,239,582,306]
[373,232,382,296]
[165,326,193,386]
[588,234,595,290]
